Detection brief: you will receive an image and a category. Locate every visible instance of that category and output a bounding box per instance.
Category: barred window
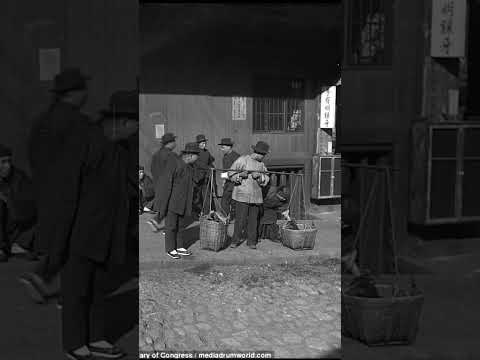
[347,0,393,66]
[253,79,305,133]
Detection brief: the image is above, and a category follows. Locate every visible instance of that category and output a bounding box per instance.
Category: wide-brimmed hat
[0,144,12,158]
[161,132,176,145]
[181,142,201,154]
[218,138,234,146]
[50,68,90,93]
[252,141,270,155]
[100,90,138,119]
[196,134,207,143]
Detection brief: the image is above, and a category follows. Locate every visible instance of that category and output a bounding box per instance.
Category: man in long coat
[148,132,177,231]
[192,134,215,218]
[218,138,240,219]
[23,70,130,359]
[164,142,199,259]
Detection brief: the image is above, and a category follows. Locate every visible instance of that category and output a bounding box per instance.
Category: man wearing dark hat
[192,134,216,218]
[23,70,128,359]
[149,132,178,232]
[218,138,240,219]
[164,143,200,259]
[0,145,36,262]
[228,141,270,249]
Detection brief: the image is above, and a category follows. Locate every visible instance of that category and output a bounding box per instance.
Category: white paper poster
[39,48,60,81]
[232,97,247,120]
[431,0,467,57]
[319,86,336,129]
[448,89,459,116]
[155,124,165,139]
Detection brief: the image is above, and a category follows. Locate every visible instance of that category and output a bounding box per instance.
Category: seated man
[139,165,155,214]
[258,185,289,243]
[0,144,36,262]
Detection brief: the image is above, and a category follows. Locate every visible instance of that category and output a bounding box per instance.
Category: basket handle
[200,168,214,216]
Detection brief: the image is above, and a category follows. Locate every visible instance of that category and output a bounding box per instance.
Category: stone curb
[140,252,340,272]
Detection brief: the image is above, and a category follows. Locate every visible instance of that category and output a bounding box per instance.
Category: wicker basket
[199,216,227,251]
[342,283,424,346]
[281,222,318,250]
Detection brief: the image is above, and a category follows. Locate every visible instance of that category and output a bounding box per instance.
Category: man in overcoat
[148,132,177,231]
[164,142,199,259]
[192,134,215,218]
[218,138,240,219]
[23,70,130,359]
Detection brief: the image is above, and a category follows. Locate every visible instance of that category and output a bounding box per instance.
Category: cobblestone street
[139,259,341,359]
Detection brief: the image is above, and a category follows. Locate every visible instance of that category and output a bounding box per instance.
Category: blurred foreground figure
[24,69,132,359]
[0,145,36,262]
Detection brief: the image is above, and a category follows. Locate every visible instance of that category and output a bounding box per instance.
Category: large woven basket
[281,222,318,250]
[342,283,424,346]
[199,216,227,252]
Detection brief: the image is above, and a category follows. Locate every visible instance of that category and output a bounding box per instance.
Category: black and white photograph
[2,0,480,359]
[138,2,342,359]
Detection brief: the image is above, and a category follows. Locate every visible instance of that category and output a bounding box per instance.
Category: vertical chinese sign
[232,97,247,121]
[319,86,336,129]
[431,0,467,57]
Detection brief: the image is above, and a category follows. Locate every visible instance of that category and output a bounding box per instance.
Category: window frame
[344,0,394,69]
[252,78,306,134]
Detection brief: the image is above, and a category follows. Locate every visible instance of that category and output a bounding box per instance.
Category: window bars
[253,79,305,133]
[347,0,392,66]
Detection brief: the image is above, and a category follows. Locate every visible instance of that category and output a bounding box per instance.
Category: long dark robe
[151,147,177,219]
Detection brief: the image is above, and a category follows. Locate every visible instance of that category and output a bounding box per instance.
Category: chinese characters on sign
[318,86,336,129]
[431,0,466,57]
[232,97,247,121]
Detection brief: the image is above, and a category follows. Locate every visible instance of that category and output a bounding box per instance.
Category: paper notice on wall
[431,0,467,57]
[155,124,165,139]
[327,141,333,154]
[232,97,247,120]
[320,86,336,129]
[448,89,459,116]
[39,48,60,81]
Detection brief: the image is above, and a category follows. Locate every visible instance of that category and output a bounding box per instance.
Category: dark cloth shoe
[88,344,125,359]
[248,244,257,250]
[230,242,241,248]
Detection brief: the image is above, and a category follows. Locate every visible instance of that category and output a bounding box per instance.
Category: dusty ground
[139,259,341,359]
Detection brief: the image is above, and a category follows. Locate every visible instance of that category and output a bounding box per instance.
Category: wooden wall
[0,0,138,173]
[140,3,342,199]
[339,0,425,246]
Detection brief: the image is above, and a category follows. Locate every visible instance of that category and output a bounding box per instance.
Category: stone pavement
[139,204,341,358]
[139,260,341,359]
[0,255,138,360]
[139,204,340,270]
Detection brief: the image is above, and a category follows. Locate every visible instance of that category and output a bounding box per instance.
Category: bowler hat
[161,132,176,145]
[218,138,234,146]
[181,142,201,154]
[50,68,90,93]
[196,134,207,143]
[0,144,12,158]
[101,90,138,119]
[252,141,270,155]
